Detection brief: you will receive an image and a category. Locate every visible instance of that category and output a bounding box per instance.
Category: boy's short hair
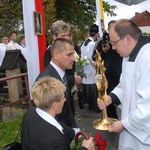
[32,77,66,110]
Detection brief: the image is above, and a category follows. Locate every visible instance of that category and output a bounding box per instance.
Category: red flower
[101,139,107,147]
[93,133,107,150]
[94,133,102,140]
[74,132,107,150]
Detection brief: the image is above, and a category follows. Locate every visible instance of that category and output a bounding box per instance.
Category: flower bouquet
[75,56,90,78]
[70,132,107,150]
[72,57,90,109]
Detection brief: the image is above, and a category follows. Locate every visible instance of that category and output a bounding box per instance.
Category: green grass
[0,117,22,149]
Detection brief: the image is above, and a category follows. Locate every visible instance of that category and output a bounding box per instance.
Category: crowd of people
[1,18,150,150]
[0,33,27,67]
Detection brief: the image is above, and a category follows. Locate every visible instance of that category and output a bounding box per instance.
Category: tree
[43,0,56,45]
[49,0,117,43]
[103,1,117,17]
[0,0,117,43]
[0,0,23,37]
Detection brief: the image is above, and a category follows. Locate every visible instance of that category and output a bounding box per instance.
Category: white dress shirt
[0,43,7,66]
[50,61,65,81]
[6,40,20,50]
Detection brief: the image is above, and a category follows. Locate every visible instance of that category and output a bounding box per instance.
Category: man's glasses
[110,38,123,46]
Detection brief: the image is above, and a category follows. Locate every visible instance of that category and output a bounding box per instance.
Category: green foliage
[103,1,117,17]
[49,0,117,43]
[54,0,96,29]
[0,0,23,37]
[70,137,84,150]
[0,0,117,44]
[0,117,22,149]
[43,0,56,45]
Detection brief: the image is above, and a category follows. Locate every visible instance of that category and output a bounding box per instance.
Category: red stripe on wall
[34,0,46,72]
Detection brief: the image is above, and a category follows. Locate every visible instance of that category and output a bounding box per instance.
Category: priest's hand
[97,95,112,110]
[108,121,124,133]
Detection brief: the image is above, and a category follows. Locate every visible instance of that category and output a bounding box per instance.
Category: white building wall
[139,26,150,33]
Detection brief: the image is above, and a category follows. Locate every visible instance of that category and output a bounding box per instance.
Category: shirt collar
[129,36,150,62]
[21,44,26,48]
[10,40,15,44]
[36,107,64,134]
[50,61,65,80]
[89,37,95,42]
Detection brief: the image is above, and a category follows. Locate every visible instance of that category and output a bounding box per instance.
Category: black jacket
[36,63,77,128]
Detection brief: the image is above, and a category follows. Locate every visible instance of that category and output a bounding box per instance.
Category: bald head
[113,19,142,40]
[109,19,142,57]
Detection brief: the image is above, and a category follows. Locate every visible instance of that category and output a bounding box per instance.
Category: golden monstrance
[92,50,117,130]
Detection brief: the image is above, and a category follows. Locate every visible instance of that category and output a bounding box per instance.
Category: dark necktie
[63,74,69,99]
[63,74,68,88]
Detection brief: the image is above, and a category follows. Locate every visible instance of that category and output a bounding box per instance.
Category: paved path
[74,100,120,150]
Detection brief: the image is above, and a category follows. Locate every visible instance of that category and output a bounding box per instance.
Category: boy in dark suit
[22,77,94,150]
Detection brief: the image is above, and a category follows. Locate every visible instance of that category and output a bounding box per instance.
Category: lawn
[0,117,22,149]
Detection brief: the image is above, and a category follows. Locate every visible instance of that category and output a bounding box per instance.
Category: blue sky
[103,0,150,28]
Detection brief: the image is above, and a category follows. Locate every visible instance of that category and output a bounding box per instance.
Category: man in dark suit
[36,38,79,133]
[22,77,94,150]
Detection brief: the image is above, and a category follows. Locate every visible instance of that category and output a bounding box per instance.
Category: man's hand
[108,121,124,133]
[74,73,82,85]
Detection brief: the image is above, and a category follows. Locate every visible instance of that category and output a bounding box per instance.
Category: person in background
[21,76,94,150]
[43,20,82,115]
[78,31,90,56]
[81,24,99,111]
[20,35,26,48]
[0,36,9,66]
[68,32,81,114]
[69,32,80,56]
[84,31,90,40]
[97,19,150,149]
[20,35,27,61]
[6,32,20,50]
[1,35,9,45]
[36,38,80,138]
[95,20,122,119]
[44,20,70,67]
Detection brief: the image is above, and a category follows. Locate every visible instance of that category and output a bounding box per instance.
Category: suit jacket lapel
[48,64,63,82]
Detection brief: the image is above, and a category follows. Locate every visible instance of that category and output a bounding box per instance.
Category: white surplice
[112,43,150,150]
